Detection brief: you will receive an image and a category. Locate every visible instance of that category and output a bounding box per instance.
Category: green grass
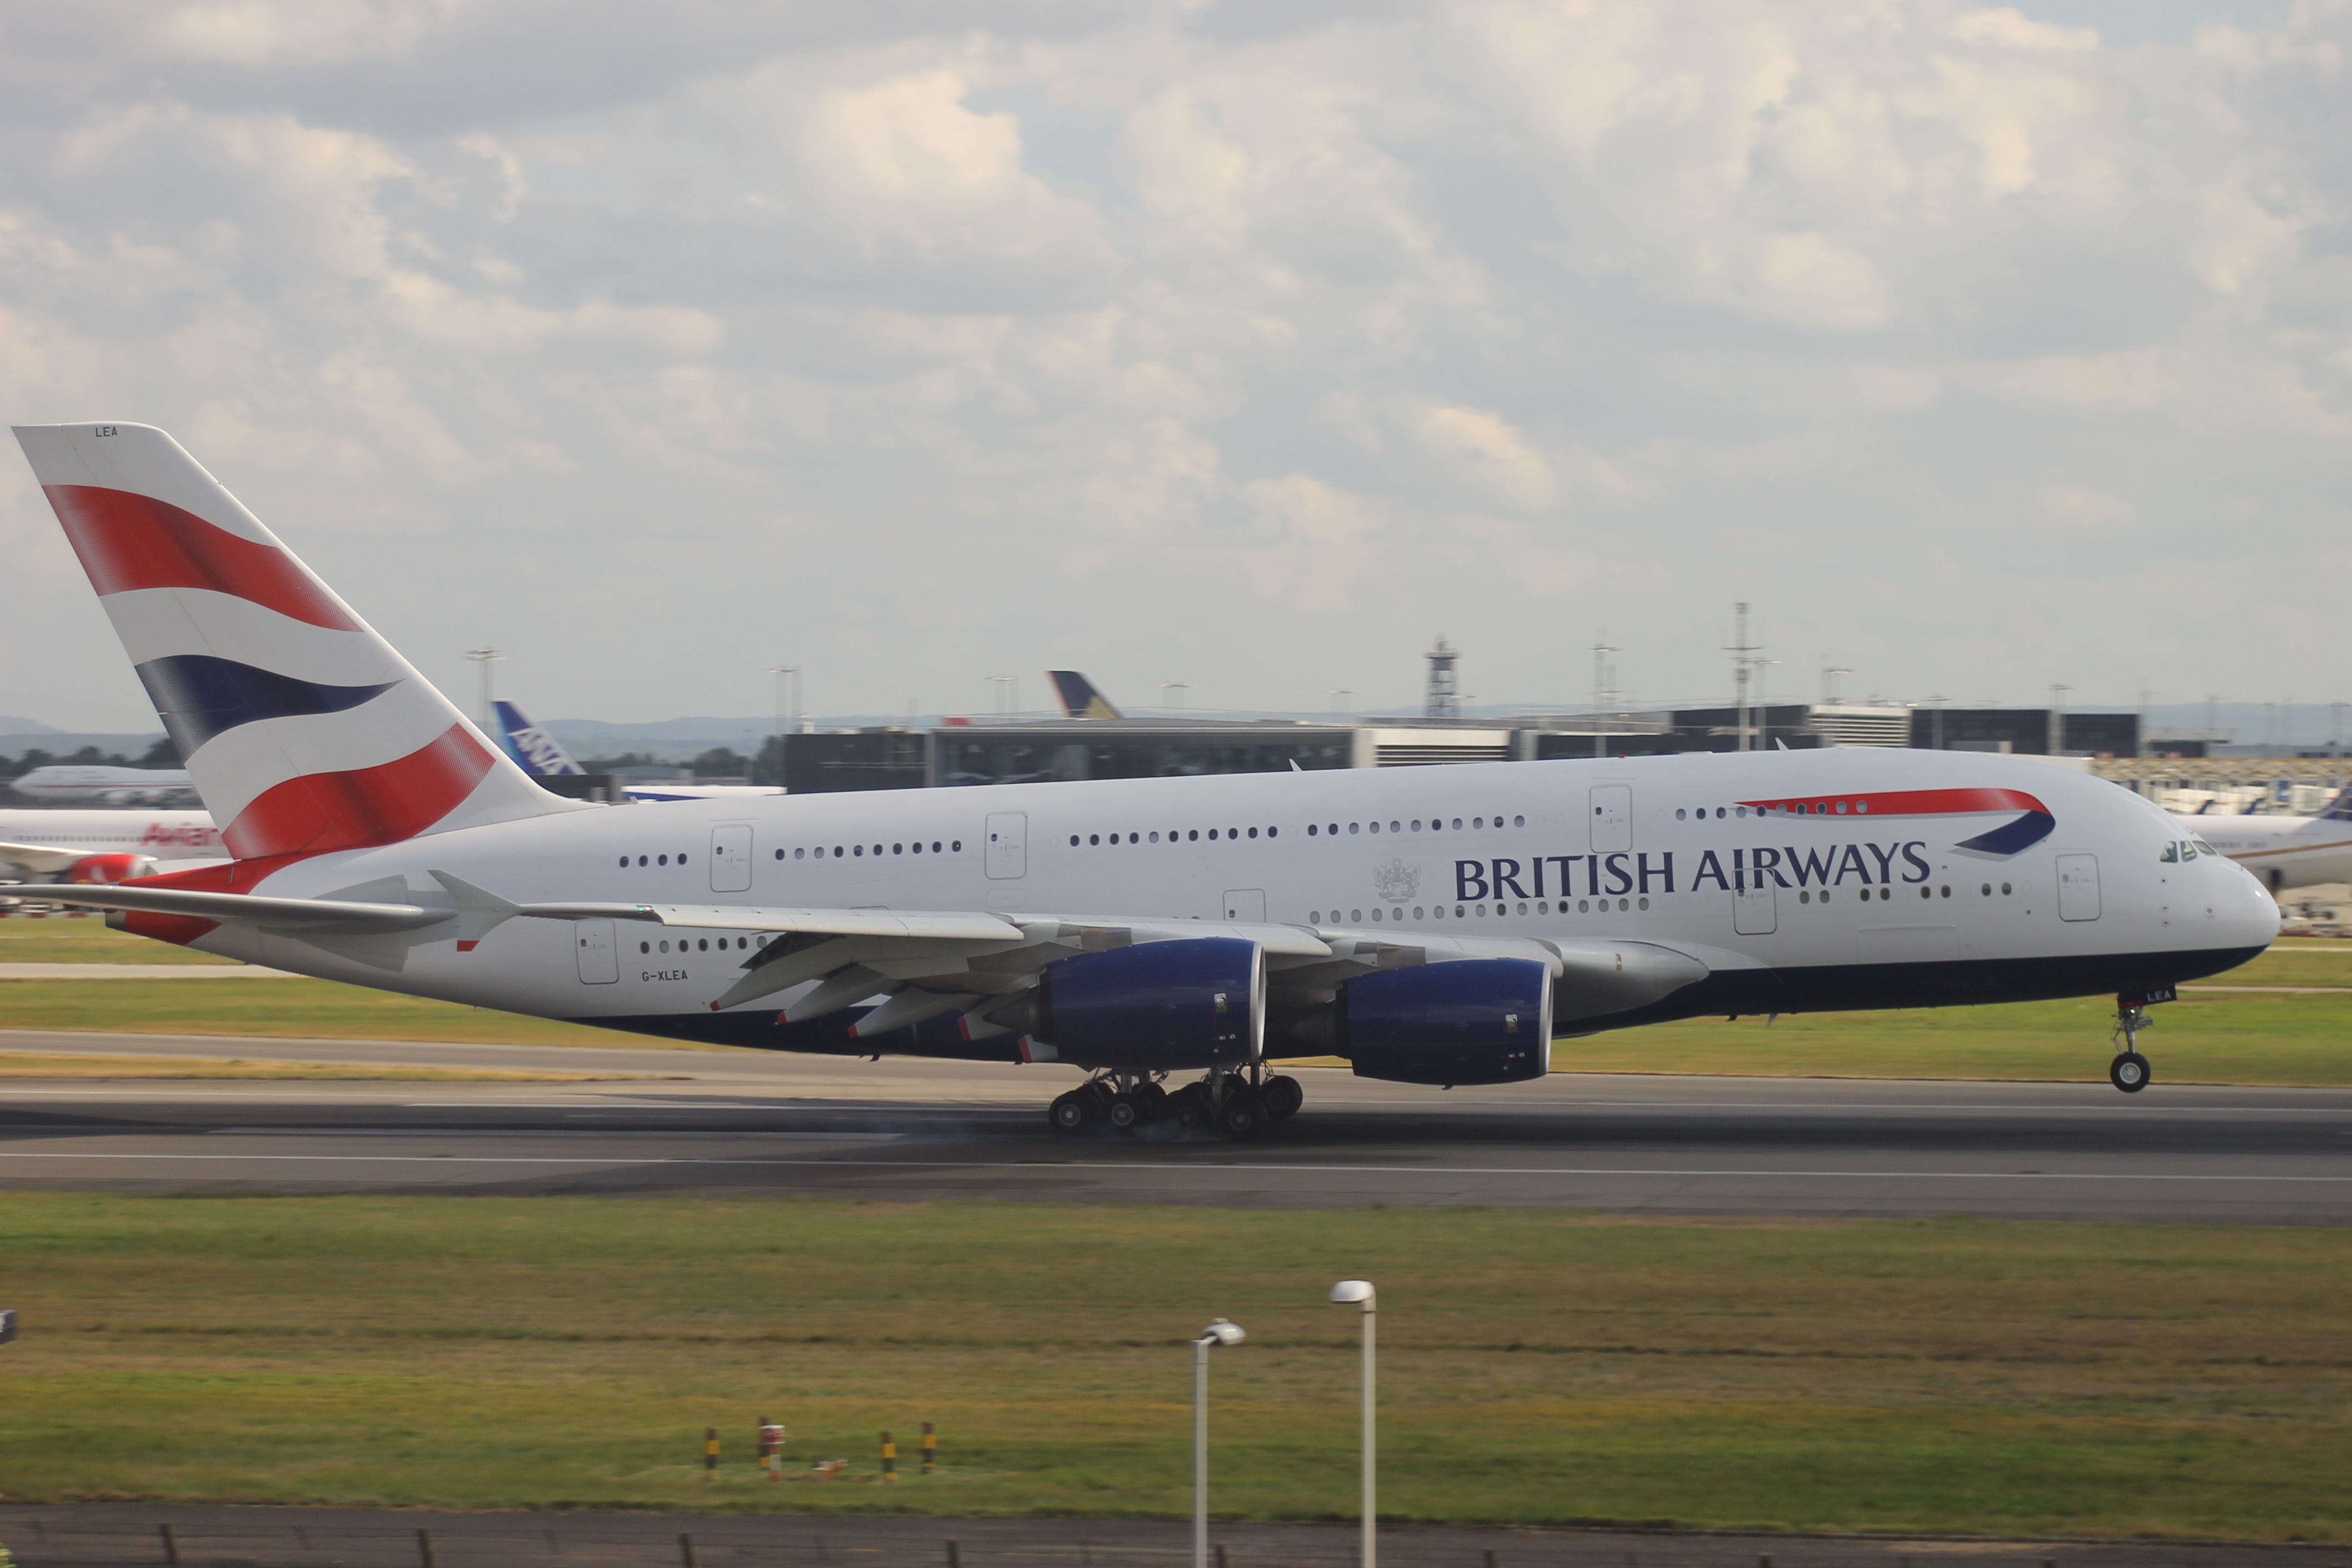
[1556,989,2352,1083]
[1,1195,2348,1537]
[0,918,239,963]
[0,978,709,1048]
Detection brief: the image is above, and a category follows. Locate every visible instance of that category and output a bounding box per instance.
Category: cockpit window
[2159,842,2179,863]
[2192,839,2218,857]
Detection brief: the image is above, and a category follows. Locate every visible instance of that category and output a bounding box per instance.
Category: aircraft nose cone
[2220,867,2282,952]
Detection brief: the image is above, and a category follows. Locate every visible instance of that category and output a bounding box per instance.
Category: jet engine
[1024,937,1265,1071]
[64,853,159,885]
[1336,957,1551,1086]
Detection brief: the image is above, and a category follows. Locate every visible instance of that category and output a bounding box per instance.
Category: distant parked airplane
[491,700,782,803]
[1048,671,1123,720]
[11,764,196,804]
[2172,787,2352,894]
[0,808,224,886]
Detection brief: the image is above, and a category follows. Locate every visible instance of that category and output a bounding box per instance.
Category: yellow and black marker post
[921,1421,937,1474]
[703,1428,718,1480]
[881,1430,897,1483]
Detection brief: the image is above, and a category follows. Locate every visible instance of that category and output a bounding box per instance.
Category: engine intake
[1033,937,1265,1071]
[1338,957,1550,1085]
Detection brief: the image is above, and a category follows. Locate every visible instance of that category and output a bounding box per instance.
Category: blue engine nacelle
[1339,957,1551,1086]
[1035,937,1265,1071]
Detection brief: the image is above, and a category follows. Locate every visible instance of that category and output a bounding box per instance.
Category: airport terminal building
[778,703,2154,794]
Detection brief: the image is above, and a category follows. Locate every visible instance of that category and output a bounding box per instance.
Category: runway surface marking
[4,1150,2348,1183]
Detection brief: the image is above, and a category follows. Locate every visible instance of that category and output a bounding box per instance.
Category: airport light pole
[1193,1318,1245,1568]
[1161,682,1189,716]
[1329,1280,1376,1568]
[465,646,500,730]
[765,667,798,785]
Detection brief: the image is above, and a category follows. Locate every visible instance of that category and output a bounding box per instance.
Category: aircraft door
[1734,881,1777,935]
[709,823,753,892]
[1222,889,1267,922]
[1589,785,1632,853]
[2057,853,2101,921]
[574,919,619,984]
[986,812,1027,879]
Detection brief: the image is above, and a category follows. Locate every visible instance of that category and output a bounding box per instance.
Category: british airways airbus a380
[14,423,2278,1133]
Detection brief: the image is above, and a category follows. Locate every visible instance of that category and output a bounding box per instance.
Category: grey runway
[2,1028,2349,1221]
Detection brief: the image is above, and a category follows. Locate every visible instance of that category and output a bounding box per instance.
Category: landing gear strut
[2110,993,2154,1094]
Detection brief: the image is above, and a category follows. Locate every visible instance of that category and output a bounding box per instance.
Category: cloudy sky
[1,0,2344,731]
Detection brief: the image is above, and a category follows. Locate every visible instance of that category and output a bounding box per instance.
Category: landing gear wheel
[1048,1090,1096,1134]
[1260,1075,1304,1121]
[1217,1086,1268,1139]
[1136,1081,1169,1118]
[1169,1085,1211,1130]
[1106,1095,1141,1131]
[2110,1052,2151,1094]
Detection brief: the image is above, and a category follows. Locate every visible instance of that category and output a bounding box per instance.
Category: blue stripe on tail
[134,655,396,757]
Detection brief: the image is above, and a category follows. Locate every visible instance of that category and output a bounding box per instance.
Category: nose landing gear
[2110,993,2156,1093]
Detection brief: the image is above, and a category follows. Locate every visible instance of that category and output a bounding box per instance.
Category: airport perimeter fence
[2,1512,2345,1568]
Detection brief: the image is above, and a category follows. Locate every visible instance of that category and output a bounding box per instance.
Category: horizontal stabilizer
[39,883,451,932]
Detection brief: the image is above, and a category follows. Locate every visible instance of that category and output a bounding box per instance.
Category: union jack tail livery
[14,422,579,864]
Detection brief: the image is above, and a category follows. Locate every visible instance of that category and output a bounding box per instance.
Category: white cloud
[2,0,2350,728]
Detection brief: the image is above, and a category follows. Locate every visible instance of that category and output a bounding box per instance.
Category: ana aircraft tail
[492,700,586,777]
[13,422,578,863]
[1048,670,1122,720]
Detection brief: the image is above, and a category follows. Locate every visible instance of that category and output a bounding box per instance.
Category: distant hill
[0,717,59,734]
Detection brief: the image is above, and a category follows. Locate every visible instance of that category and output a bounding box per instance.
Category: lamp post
[1193,1317,1245,1568]
[1329,1280,1376,1568]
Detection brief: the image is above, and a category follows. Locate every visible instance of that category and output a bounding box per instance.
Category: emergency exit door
[1222,889,1267,922]
[2057,854,2101,921]
[986,812,1027,879]
[574,919,619,984]
[1589,785,1632,852]
[709,823,753,892]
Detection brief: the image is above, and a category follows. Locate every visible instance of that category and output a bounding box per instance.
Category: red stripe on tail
[223,724,496,860]
[44,484,361,631]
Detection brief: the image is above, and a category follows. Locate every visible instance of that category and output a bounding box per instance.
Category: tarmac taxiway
[2,1028,2348,1221]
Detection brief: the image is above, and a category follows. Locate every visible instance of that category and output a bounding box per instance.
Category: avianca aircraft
[14,423,2279,1129]
[0,808,222,885]
[2172,788,2352,895]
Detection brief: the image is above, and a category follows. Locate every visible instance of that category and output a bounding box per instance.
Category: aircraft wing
[43,872,1703,1036]
[0,841,87,876]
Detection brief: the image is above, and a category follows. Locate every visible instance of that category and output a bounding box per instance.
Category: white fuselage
[12,765,197,804]
[166,749,2277,1054]
[2169,810,2352,894]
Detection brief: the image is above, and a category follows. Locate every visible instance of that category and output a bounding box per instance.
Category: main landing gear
[2110,993,2155,1093]
[1047,1065,1304,1139]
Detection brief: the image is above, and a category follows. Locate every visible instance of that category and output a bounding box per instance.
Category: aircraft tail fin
[2317,785,2352,823]
[13,422,581,863]
[1047,670,1123,720]
[493,700,587,776]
